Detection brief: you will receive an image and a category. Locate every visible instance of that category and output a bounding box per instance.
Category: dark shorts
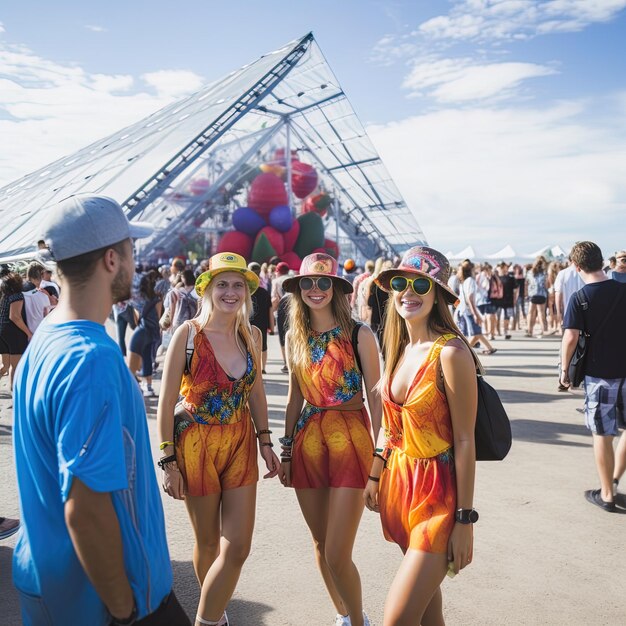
[498,306,515,319]
[530,295,546,305]
[252,325,268,352]
[0,325,28,355]
[478,303,498,315]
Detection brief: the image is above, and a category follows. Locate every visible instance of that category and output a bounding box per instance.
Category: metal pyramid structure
[0,33,427,262]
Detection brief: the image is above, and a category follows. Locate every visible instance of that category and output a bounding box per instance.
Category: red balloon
[217,230,254,259]
[323,238,339,259]
[291,161,318,199]
[248,173,288,217]
[189,178,211,196]
[257,226,285,256]
[282,219,300,251]
[281,251,302,271]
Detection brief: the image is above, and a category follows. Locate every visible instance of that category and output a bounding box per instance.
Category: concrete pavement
[1,328,624,625]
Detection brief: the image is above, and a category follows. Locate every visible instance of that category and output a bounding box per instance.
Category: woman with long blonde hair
[364,246,479,625]
[280,253,381,626]
[157,252,281,626]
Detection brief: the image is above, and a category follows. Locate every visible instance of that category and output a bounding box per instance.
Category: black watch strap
[455,508,479,524]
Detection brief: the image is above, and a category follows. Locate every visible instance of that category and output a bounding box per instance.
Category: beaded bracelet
[159,441,175,451]
[257,429,272,438]
[278,436,294,447]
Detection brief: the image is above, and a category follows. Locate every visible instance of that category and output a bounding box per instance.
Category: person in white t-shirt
[23,263,54,333]
[554,260,584,331]
[457,263,496,354]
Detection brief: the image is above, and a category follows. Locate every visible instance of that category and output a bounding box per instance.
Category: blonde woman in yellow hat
[280,252,381,626]
[365,246,478,625]
[157,252,281,626]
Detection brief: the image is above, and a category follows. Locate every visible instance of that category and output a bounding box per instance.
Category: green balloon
[251,232,277,263]
[294,212,325,257]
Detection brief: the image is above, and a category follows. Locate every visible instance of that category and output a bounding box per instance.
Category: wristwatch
[455,508,479,524]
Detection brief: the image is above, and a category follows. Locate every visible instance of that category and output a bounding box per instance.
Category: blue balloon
[232,206,266,236]
[269,205,293,233]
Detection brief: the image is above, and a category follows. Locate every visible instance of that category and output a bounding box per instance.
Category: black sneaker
[584,489,616,512]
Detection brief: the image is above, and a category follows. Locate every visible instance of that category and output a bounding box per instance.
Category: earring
[434,299,438,304]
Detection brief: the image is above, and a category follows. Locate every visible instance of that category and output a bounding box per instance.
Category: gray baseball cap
[42,195,153,261]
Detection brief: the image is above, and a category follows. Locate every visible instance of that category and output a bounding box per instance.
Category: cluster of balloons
[216,151,339,270]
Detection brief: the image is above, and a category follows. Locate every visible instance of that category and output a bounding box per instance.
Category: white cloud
[0,40,205,185]
[403,57,556,102]
[419,0,626,42]
[0,22,5,34]
[141,70,205,98]
[367,98,626,255]
[370,34,419,66]
[84,24,107,33]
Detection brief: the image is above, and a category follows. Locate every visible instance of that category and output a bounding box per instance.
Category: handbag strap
[351,322,363,372]
[184,320,197,375]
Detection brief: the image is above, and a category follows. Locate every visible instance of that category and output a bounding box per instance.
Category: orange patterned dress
[292,326,373,489]
[379,334,457,553]
[174,322,258,496]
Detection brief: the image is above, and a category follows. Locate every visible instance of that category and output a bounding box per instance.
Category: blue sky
[1,1,625,256]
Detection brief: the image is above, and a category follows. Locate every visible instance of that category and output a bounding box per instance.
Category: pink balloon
[291,161,318,199]
[189,178,211,196]
[248,173,288,217]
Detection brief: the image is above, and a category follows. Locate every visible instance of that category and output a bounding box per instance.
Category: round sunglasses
[299,276,333,292]
[389,275,433,296]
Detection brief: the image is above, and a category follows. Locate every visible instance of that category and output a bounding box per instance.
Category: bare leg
[0,352,9,377]
[613,431,626,484]
[196,484,256,623]
[325,488,367,626]
[422,587,445,626]
[127,352,142,378]
[469,334,494,352]
[527,304,537,336]
[296,488,347,616]
[383,549,447,626]
[592,434,615,503]
[538,305,548,334]
[9,354,21,388]
[262,349,268,371]
[185,493,221,585]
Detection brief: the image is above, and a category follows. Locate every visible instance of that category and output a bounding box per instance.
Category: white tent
[485,244,516,260]
[525,245,568,260]
[448,245,478,260]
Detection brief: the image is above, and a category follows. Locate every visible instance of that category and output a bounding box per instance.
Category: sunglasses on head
[390,275,433,296]
[299,276,333,292]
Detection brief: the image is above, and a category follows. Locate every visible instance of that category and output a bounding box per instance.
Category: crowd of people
[2,193,625,625]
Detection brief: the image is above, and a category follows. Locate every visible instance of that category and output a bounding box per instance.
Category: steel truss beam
[124,33,314,220]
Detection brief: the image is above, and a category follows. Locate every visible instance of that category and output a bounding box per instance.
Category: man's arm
[65,478,134,621]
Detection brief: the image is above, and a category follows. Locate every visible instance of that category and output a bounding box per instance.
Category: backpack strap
[184,320,197,376]
[351,322,364,372]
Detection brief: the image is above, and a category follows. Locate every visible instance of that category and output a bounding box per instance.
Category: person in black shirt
[496,263,518,340]
[248,262,273,374]
[561,241,626,513]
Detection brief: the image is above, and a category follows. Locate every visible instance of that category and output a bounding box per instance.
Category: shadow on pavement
[172,560,274,625]
[487,368,554,379]
[499,389,565,404]
[0,546,20,620]
[0,423,12,438]
[511,418,591,447]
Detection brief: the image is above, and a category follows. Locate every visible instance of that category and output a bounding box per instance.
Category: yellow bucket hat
[195,252,259,297]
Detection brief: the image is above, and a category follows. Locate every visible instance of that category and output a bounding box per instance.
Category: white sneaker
[363,612,371,626]
[141,384,156,398]
[335,615,350,626]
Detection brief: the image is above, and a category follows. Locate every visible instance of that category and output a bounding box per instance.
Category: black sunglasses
[389,275,433,296]
[299,276,333,292]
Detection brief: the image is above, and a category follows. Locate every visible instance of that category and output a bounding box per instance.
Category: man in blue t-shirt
[13,195,190,625]
[560,241,626,514]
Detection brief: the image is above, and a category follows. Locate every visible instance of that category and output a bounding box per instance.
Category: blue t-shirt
[12,320,172,626]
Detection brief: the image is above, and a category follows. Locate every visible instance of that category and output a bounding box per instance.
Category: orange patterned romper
[379,334,457,553]
[292,326,374,489]
[174,321,259,496]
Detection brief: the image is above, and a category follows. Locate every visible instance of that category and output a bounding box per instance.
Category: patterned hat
[195,252,259,297]
[283,252,353,294]
[375,246,458,304]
